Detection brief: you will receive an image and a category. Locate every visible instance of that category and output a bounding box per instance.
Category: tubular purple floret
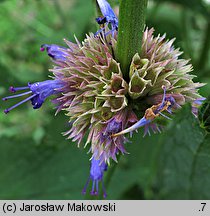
[82,158,107,198]
[104,118,122,136]
[112,117,151,137]
[97,0,117,19]
[192,97,206,117]
[193,97,206,105]
[2,80,64,114]
[112,86,175,137]
[96,0,118,36]
[40,44,68,61]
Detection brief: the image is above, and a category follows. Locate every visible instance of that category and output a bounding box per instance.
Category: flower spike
[1,0,206,199]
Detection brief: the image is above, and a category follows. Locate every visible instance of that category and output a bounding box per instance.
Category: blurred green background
[0,0,210,199]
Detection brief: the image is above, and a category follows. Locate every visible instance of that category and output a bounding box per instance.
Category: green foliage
[0,115,89,199]
[0,0,210,199]
[156,105,210,199]
[199,96,210,133]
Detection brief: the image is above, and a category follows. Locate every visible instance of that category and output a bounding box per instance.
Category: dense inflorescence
[2,0,204,197]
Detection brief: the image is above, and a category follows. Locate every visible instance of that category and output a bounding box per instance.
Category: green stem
[196,21,210,73]
[116,0,148,80]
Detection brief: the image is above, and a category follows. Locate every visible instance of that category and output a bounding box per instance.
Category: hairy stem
[116,0,148,80]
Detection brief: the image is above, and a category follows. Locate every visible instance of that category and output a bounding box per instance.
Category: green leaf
[0,111,162,200]
[189,134,210,199]
[198,96,210,133]
[156,105,210,199]
[0,116,89,199]
[107,131,162,199]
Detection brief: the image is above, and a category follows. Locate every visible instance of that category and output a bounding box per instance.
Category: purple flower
[192,97,206,117]
[82,158,108,198]
[96,0,118,36]
[40,44,68,61]
[112,116,151,137]
[88,109,138,163]
[112,86,176,137]
[1,0,205,200]
[104,117,122,135]
[2,80,63,114]
[143,123,163,137]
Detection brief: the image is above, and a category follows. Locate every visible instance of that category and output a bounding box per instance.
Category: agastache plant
[2,0,205,198]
